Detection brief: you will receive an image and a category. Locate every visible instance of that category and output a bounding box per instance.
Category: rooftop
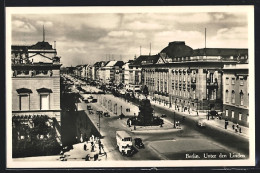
[193,48,248,56]
[29,41,54,50]
[160,41,193,58]
[130,55,160,66]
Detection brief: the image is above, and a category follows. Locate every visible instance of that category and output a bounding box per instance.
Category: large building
[222,62,249,127]
[12,41,62,122]
[99,60,124,85]
[140,41,248,120]
[128,55,159,92]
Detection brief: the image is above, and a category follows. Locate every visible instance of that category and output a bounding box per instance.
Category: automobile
[161,114,167,118]
[197,118,206,128]
[87,105,92,110]
[134,138,144,149]
[104,112,110,117]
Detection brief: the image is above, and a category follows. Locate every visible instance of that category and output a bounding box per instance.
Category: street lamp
[98,112,101,137]
[173,111,176,128]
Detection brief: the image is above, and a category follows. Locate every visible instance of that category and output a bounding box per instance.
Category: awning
[36,88,52,93]
[16,88,32,94]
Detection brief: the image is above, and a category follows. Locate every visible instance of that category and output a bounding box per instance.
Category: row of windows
[225,90,244,105]
[225,77,244,86]
[19,94,50,111]
[225,109,248,122]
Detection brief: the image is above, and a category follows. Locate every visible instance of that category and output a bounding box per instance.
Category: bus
[116,131,133,156]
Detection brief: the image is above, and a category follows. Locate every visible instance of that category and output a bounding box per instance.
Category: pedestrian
[91,142,95,152]
[232,124,235,130]
[239,127,242,133]
[197,111,199,116]
[94,153,99,161]
[225,119,228,129]
[98,140,102,154]
[85,154,90,161]
[84,143,87,151]
[80,134,83,143]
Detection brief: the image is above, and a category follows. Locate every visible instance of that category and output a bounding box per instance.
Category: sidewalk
[62,140,108,161]
[147,96,249,139]
[127,118,182,133]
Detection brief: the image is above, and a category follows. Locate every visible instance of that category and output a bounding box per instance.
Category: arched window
[37,88,52,110]
[225,90,229,103]
[231,90,235,104]
[16,88,32,111]
[240,90,244,106]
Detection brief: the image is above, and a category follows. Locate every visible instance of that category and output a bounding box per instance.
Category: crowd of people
[59,134,107,161]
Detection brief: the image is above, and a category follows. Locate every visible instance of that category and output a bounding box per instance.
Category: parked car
[134,138,144,149]
[161,114,167,118]
[87,105,92,110]
[104,112,110,117]
[197,118,206,128]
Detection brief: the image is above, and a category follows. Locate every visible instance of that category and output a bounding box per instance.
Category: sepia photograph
[6,6,255,168]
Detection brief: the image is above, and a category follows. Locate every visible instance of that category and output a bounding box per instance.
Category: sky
[11,12,248,67]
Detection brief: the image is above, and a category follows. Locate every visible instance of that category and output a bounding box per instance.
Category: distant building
[129,55,159,92]
[141,41,248,116]
[222,63,249,126]
[12,41,62,122]
[122,60,133,87]
[99,60,124,85]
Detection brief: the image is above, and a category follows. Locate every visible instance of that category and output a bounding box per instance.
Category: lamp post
[98,112,101,137]
[173,111,176,128]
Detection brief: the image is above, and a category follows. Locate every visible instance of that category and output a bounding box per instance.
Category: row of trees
[12,116,60,158]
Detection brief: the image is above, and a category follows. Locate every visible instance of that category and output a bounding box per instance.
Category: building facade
[222,63,249,126]
[141,41,248,117]
[12,41,62,122]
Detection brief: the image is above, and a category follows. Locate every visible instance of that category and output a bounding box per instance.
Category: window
[172,80,175,90]
[231,78,235,85]
[210,73,214,83]
[226,77,229,85]
[225,90,229,103]
[231,111,234,118]
[40,94,49,110]
[231,90,235,104]
[16,88,32,111]
[240,77,244,86]
[239,113,242,121]
[164,81,167,93]
[226,109,228,116]
[240,91,244,106]
[247,114,249,122]
[20,95,29,110]
[37,88,52,110]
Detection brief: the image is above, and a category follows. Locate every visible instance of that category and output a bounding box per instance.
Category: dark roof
[16,88,32,94]
[130,55,159,66]
[114,61,124,67]
[36,88,53,93]
[192,48,248,56]
[160,41,193,58]
[29,41,53,50]
[93,61,102,67]
[12,45,29,52]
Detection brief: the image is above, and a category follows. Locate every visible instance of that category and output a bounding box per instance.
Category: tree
[143,85,149,99]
